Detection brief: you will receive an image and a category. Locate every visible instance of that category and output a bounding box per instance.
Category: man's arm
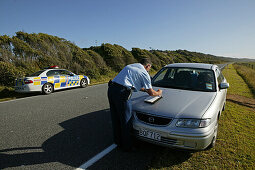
[141,88,162,96]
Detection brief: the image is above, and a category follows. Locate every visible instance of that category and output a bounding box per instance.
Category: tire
[80,78,88,88]
[222,102,226,111]
[42,83,54,95]
[207,119,218,149]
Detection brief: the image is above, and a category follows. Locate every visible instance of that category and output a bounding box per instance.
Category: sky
[1,0,255,59]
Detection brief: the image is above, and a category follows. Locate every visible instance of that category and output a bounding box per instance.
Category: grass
[0,86,41,102]
[90,71,117,85]
[233,64,255,98]
[0,86,19,102]
[148,64,255,169]
[223,64,253,98]
[239,62,255,70]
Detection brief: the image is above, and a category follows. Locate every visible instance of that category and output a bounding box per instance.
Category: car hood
[131,87,216,119]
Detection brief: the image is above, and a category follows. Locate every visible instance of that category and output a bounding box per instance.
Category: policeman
[107,58,162,151]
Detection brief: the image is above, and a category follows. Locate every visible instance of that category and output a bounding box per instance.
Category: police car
[14,66,90,94]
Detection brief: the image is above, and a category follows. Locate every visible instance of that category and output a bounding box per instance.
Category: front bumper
[133,117,215,150]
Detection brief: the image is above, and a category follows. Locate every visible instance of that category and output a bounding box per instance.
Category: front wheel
[207,120,218,149]
[222,102,226,111]
[80,78,88,88]
[42,83,54,95]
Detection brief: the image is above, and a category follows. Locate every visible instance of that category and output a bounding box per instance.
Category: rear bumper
[14,85,42,93]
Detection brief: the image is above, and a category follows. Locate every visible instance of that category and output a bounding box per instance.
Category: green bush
[0,31,229,88]
[131,48,162,70]
[0,61,24,86]
[91,43,137,71]
[85,50,110,75]
[152,51,173,66]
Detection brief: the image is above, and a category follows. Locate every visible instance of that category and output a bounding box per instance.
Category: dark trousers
[107,81,133,151]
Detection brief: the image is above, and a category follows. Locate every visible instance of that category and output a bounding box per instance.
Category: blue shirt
[113,63,152,92]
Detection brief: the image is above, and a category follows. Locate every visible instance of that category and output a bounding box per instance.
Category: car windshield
[28,70,44,77]
[152,67,216,92]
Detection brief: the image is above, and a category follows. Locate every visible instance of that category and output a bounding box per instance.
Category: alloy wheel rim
[45,85,52,93]
[81,80,86,86]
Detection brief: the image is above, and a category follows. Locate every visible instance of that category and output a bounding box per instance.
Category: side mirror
[219,82,229,89]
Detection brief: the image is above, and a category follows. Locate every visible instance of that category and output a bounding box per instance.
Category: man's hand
[156,89,162,96]
[144,88,162,96]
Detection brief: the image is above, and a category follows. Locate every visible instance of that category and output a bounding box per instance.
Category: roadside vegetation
[0,32,227,82]
[233,64,255,97]
[0,32,230,101]
[148,64,255,169]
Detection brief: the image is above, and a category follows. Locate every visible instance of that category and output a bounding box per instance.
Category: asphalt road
[0,84,165,170]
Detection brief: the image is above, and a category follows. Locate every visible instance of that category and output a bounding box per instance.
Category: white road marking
[76,144,117,170]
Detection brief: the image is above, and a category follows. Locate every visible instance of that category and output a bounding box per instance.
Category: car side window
[58,70,67,75]
[59,70,74,76]
[47,70,60,76]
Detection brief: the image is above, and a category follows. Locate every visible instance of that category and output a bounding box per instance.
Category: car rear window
[152,67,216,92]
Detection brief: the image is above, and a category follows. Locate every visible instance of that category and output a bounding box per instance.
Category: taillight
[24,80,33,84]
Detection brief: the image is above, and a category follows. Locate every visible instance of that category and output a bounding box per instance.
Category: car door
[62,70,78,87]
[58,70,69,88]
[46,70,61,90]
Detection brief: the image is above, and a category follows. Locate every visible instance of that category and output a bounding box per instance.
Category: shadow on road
[91,139,192,170]
[0,109,113,169]
[0,109,191,169]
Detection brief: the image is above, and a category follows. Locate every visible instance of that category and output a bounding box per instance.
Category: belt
[109,80,131,91]
[109,80,133,100]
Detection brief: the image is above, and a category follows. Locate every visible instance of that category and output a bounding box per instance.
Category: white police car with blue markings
[14,66,90,94]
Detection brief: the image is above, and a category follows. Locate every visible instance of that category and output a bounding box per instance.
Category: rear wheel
[80,78,88,88]
[42,83,54,95]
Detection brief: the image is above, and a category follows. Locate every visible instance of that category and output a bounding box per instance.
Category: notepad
[144,95,162,104]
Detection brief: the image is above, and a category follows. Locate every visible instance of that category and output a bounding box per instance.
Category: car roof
[165,63,217,70]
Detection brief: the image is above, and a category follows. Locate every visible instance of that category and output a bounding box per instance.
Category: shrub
[131,48,162,70]
[85,50,110,75]
[91,43,137,71]
[0,61,24,86]
[152,51,173,66]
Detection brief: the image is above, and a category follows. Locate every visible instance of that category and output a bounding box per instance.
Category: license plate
[139,128,161,141]
[15,86,24,90]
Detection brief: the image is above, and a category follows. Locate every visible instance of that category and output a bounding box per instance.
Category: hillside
[1,32,230,87]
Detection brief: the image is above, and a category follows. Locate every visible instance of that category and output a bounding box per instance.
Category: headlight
[176,118,211,128]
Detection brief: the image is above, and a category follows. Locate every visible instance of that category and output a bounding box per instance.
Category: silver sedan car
[131,63,229,150]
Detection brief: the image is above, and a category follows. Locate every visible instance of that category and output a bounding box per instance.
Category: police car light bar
[44,65,59,69]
